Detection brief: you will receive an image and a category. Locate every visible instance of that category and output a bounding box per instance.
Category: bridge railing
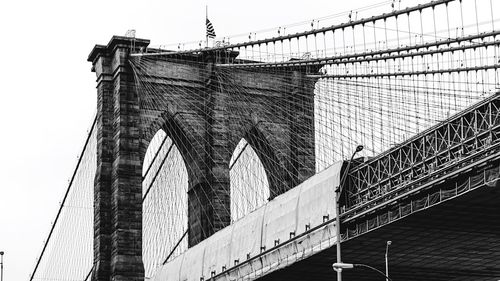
[342,92,500,219]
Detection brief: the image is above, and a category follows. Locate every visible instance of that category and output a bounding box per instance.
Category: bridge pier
[88,37,149,281]
[187,62,233,246]
[88,36,321,279]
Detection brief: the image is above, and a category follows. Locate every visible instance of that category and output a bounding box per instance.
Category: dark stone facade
[88,36,319,281]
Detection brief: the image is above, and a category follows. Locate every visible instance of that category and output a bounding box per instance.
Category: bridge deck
[204,94,500,281]
[256,180,500,281]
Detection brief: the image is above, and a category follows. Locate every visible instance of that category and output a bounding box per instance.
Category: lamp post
[333,262,393,281]
[385,241,392,281]
[1,251,4,281]
[335,145,363,281]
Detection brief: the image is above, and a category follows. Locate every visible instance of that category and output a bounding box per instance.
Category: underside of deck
[257,182,500,281]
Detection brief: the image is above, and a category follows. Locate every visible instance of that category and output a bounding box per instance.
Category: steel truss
[342,92,500,219]
[342,164,500,240]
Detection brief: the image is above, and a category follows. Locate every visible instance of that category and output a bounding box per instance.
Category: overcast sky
[0,0,439,280]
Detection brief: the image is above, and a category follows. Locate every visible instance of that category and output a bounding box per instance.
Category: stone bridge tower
[87,36,319,281]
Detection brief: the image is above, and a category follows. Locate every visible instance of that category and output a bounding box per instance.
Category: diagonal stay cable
[142,142,175,202]
[29,116,97,281]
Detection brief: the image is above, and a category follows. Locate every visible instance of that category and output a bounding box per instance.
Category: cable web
[30,0,500,280]
[132,56,277,277]
[142,130,189,277]
[141,131,271,277]
[130,0,500,272]
[30,118,96,281]
[229,138,270,222]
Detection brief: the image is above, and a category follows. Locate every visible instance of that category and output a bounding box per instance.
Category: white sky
[0,0,460,280]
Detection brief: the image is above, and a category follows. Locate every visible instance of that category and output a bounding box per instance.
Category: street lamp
[385,241,392,281]
[335,145,363,281]
[332,262,393,281]
[1,251,4,281]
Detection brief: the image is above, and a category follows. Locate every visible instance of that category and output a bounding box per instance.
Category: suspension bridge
[29,0,500,280]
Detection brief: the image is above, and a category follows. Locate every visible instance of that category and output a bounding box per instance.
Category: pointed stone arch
[89,36,318,281]
[141,129,189,278]
[229,138,270,222]
[243,125,292,198]
[140,110,227,248]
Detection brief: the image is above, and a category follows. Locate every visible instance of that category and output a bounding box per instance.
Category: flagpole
[206,5,208,48]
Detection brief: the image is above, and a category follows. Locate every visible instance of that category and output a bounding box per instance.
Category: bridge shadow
[257,181,500,281]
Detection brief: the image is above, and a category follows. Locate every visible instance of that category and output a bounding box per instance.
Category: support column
[187,56,232,247]
[290,69,316,185]
[88,36,150,281]
[205,68,232,236]
[91,46,113,281]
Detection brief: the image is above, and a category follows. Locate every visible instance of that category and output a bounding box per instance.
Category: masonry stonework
[88,36,319,280]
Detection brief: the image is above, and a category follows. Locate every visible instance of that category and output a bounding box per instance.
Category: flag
[206,18,216,38]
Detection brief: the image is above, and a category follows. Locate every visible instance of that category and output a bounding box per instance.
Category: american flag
[206,18,216,38]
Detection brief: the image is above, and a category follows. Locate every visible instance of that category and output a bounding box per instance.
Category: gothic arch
[231,123,293,199]
[229,138,270,222]
[140,111,207,190]
[141,129,189,278]
[89,37,317,280]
